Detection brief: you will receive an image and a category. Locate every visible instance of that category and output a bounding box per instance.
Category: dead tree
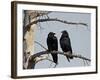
[23,10,90,69]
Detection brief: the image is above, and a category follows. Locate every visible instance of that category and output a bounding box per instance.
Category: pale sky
[24,11,91,69]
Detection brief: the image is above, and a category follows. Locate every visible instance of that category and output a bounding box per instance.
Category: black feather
[47,32,58,64]
[60,30,73,62]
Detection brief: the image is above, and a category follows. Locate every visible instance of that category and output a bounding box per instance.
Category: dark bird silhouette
[47,32,58,64]
[60,30,73,62]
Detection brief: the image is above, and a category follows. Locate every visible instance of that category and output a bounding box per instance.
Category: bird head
[61,30,67,33]
[48,32,56,37]
[61,30,69,37]
[49,32,55,35]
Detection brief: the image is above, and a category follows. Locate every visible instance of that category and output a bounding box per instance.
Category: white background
[0,0,99,80]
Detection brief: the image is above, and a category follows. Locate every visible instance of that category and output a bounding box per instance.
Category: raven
[47,32,58,64]
[60,30,73,62]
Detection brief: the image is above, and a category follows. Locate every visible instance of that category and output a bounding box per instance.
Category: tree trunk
[23,10,37,69]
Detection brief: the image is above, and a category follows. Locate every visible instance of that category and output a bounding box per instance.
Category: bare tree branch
[26,52,55,69]
[34,41,47,50]
[29,11,52,19]
[31,51,90,62]
[25,41,91,69]
[24,18,88,33]
[27,50,91,69]
[26,18,88,27]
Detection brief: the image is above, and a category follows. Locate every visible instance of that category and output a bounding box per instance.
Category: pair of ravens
[47,30,73,64]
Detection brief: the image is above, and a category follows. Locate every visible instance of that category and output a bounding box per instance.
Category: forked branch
[27,50,91,69]
[26,41,91,69]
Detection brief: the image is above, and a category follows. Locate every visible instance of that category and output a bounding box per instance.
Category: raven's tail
[66,56,70,62]
[70,56,73,59]
[51,53,58,64]
[65,51,73,62]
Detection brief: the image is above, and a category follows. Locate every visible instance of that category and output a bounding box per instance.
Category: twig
[34,41,50,59]
[85,60,89,66]
[29,11,52,19]
[25,18,88,31]
[32,51,91,62]
[49,62,53,68]
[34,41,47,50]
[26,41,91,69]
[83,59,86,66]
[27,50,91,69]
[27,18,88,26]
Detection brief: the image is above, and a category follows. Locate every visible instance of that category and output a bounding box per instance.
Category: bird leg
[64,51,72,62]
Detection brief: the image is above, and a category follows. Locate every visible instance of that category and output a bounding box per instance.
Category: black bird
[47,32,58,64]
[60,30,73,62]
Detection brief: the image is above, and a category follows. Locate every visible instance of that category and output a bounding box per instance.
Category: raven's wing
[66,37,73,59]
[47,36,58,51]
[66,37,72,53]
[52,36,58,64]
[47,36,58,64]
[47,37,52,51]
[53,36,58,51]
[60,37,72,53]
[60,37,73,61]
